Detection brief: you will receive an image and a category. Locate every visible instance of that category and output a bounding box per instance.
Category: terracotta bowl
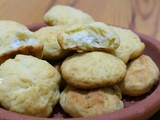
[0,23,160,120]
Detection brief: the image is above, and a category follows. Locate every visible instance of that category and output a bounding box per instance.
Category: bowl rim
[0,23,160,120]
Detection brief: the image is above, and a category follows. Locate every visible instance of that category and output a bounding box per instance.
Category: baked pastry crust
[0,20,43,63]
[0,20,28,39]
[60,85,124,117]
[44,5,95,26]
[34,25,71,60]
[110,26,145,63]
[61,51,126,89]
[118,55,159,96]
[0,55,61,117]
[58,22,120,52]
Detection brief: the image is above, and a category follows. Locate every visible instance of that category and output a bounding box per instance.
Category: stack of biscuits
[0,5,159,118]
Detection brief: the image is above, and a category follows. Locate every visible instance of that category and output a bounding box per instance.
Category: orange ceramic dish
[0,23,159,120]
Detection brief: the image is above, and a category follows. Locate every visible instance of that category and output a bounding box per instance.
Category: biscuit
[34,25,71,60]
[0,55,61,117]
[0,20,43,63]
[44,5,94,26]
[110,26,145,63]
[58,22,120,52]
[118,55,159,96]
[44,5,95,26]
[60,85,124,117]
[0,20,28,39]
[61,51,126,89]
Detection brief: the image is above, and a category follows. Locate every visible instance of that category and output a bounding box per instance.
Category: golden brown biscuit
[44,5,95,26]
[58,22,120,52]
[118,55,159,96]
[0,55,61,117]
[60,85,124,117]
[110,26,145,63]
[61,51,126,89]
[34,25,71,60]
[0,20,43,63]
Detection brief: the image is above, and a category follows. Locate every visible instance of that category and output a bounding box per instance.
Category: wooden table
[0,0,160,41]
[0,0,160,119]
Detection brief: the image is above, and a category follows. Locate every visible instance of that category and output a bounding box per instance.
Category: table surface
[0,0,160,119]
[0,0,160,41]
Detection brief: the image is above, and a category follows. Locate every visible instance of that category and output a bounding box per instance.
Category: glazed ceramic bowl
[0,23,160,120]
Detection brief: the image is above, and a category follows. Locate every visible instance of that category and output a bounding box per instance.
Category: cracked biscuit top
[0,20,43,64]
[0,55,61,117]
[58,22,120,52]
